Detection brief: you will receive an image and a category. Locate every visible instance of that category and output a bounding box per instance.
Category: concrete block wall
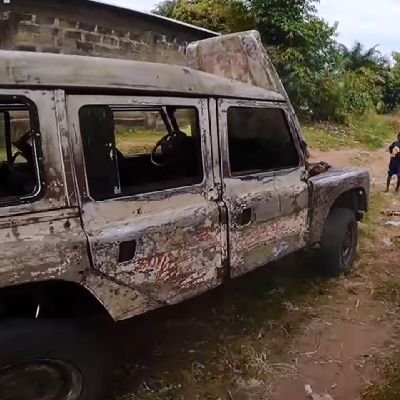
[0,0,216,64]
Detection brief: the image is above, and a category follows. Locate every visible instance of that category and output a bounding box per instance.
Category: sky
[96,0,399,56]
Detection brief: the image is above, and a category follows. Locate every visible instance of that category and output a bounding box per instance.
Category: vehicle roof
[0,51,285,101]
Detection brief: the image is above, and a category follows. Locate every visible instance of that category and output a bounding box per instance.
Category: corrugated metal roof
[89,0,220,36]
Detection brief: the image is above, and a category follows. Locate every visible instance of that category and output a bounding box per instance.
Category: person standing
[386,133,400,192]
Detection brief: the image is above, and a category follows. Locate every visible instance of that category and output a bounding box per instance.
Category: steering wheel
[151,130,188,167]
[11,130,34,165]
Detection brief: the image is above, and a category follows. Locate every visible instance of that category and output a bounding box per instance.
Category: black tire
[319,208,358,276]
[0,319,110,400]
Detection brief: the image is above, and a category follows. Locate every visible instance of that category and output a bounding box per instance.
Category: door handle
[239,207,253,226]
[118,240,137,263]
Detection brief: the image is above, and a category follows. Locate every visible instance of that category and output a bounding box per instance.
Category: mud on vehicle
[0,31,369,400]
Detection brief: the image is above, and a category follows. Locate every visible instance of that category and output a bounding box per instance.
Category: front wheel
[0,319,110,400]
[319,208,358,276]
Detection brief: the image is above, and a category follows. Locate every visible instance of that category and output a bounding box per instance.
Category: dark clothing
[388,158,400,176]
[388,141,400,176]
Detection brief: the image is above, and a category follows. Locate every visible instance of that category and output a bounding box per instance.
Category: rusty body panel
[308,168,370,244]
[216,98,309,278]
[0,210,88,287]
[83,274,162,321]
[82,195,223,305]
[0,89,91,290]
[0,50,284,102]
[67,95,224,306]
[187,30,287,96]
[0,36,370,322]
[187,30,307,149]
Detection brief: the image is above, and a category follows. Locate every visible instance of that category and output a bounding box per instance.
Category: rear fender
[308,168,370,244]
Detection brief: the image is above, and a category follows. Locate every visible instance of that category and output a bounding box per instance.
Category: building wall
[0,0,216,64]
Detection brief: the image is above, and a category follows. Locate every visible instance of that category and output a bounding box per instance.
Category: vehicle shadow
[111,252,330,399]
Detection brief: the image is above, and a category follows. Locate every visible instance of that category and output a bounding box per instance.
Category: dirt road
[270,148,399,400]
[113,147,400,400]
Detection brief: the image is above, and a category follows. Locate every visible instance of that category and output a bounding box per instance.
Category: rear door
[218,99,308,278]
[0,90,90,288]
[67,95,224,305]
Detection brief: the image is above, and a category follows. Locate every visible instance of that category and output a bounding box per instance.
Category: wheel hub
[0,360,83,400]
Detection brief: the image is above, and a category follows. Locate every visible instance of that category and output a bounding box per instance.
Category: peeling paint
[0,43,370,323]
[308,167,370,244]
[0,213,89,288]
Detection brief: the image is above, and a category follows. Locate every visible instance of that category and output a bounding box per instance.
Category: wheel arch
[308,185,368,245]
[330,187,368,219]
[0,279,114,321]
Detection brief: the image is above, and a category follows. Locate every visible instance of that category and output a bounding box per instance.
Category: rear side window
[0,100,42,205]
[79,105,203,200]
[227,107,299,175]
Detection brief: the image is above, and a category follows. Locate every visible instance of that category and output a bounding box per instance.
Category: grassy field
[303,112,400,151]
[115,129,164,155]
[115,124,192,155]
[115,113,398,156]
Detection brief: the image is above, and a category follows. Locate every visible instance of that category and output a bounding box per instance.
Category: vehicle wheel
[0,319,110,400]
[319,208,358,276]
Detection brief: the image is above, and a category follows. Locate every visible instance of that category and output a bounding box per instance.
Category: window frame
[66,95,212,204]
[0,96,44,207]
[79,104,204,200]
[218,99,304,179]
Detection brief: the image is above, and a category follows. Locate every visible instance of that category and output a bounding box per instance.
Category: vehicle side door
[67,95,224,305]
[0,90,90,289]
[273,113,309,253]
[217,99,308,278]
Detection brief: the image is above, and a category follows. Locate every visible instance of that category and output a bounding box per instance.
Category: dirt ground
[112,146,400,400]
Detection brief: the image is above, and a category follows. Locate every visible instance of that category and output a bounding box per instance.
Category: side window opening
[79,105,203,200]
[227,107,300,176]
[0,101,41,204]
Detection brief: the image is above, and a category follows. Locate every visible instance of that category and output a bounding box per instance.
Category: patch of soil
[310,147,388,186]
[112,146,400,400]
[270,147,400,400]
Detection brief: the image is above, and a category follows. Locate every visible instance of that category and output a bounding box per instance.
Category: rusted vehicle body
[0,31,369,400]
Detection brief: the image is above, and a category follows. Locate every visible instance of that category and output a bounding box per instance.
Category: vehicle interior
[79,105,203,200]
[0,103,37,201]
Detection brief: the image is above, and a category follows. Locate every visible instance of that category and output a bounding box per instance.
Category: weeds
[303,112,396,151]
[359,191,388,240]
[113,257,333,400]
[362,358,400,400]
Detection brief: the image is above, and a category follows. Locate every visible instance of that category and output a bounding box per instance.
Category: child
[386,133,400,192]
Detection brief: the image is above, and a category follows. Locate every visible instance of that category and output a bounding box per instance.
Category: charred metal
[0,31,370,322]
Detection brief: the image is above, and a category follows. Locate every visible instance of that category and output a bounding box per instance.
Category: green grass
[303,112,398,151]
[115,129,164,154]
[114,257,334,400]
[359,191,388,240]
[115,125,192,155]
[303,124,355,150]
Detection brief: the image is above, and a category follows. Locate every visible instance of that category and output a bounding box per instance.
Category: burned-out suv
[0,32,369,400]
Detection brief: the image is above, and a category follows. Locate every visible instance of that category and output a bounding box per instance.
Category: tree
[154,0,395,120]
[247,0,342,117]
[248,0,320,47]
[153,0,178,18]
[340,42,387,72]
[383,53,400,112]
[154,0,254,33]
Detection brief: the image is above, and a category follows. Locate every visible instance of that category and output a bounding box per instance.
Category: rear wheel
[0,319,110,400]
[319,208,358,275]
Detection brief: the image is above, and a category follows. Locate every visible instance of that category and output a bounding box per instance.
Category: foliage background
[154,0,400,127]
